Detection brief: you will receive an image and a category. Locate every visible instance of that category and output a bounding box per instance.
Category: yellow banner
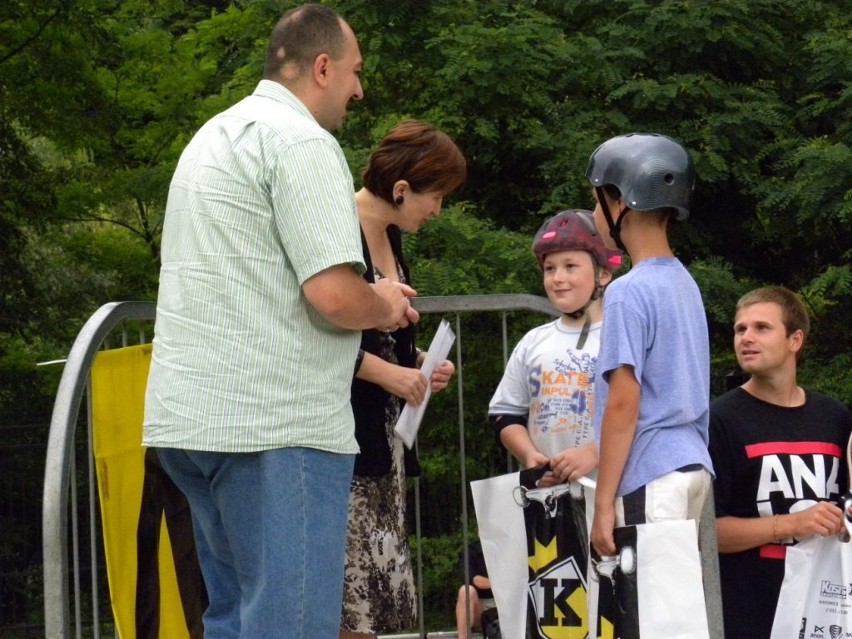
[91,344,204,639]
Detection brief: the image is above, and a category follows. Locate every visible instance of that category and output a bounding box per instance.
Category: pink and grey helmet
[532,209,623,271]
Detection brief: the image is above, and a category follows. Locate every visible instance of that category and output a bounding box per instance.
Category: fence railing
[41,297,723,638]
[42,302,156,639]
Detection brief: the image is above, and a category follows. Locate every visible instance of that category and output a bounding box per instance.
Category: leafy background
[1,0,850,632]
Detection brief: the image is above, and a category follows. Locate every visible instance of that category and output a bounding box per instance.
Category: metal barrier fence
[41,297,723,638]
[43,302,157,639]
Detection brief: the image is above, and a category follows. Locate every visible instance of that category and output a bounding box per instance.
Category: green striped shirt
[143,80,364,453]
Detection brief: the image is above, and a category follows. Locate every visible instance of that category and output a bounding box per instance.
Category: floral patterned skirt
[340,431,416,634]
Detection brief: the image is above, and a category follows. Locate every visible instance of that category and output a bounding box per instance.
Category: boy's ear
[599,268,614,287]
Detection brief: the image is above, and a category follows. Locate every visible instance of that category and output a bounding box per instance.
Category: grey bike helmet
[586,133,695,221]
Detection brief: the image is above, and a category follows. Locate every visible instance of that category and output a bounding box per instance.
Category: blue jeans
[157,447,355,639]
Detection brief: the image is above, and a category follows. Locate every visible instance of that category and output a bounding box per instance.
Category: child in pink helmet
[489,209,622,486]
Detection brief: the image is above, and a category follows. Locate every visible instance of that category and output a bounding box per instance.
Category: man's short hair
[263,4,346,79]
[736,285,810,343]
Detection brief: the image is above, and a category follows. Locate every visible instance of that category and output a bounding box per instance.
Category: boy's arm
[591,365,640,556]
[498,423,550,469]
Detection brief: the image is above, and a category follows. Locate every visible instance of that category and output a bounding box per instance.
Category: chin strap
[596,187,628,254]
[564,279,605,349]
[576,313,592,350]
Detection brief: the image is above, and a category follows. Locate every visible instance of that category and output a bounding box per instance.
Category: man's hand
[782,500,845,541]
[302,265,418,331]
[372,279,418,331]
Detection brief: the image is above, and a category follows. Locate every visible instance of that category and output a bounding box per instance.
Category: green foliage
[0,333,62,423]
[423,2,576,227]
[409,528,468,630]
[685,257,756,395]
[27,224,157,333]
[800,352,852,405]
[0,120,55,334]
[798,265,852,402]
[802,264,852,302]
[687,257,755,330]
[405,204,541,296]
[2,0,852,630]
[0,0,109,148]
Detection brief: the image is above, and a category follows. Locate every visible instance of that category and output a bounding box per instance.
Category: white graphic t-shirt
[489,318,600,458]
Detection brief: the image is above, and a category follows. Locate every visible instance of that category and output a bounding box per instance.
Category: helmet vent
[664,173,675,184]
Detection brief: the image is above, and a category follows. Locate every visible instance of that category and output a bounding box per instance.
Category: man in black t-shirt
[709,286,852,639]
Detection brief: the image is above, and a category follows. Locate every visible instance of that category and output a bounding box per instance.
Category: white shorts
[615,466,711,527]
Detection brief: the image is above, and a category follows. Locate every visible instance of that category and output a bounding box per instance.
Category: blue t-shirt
[593,257,714,496]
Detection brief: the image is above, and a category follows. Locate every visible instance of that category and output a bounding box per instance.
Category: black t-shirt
[709,388,851,639]
[459,540,494,599]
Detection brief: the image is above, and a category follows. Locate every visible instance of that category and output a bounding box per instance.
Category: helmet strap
[565,307,586,320]
[590,263,604,301]
[596,187,628,254]
[576,313,592,350]
[564,264,603,340]
[563,300,593,349]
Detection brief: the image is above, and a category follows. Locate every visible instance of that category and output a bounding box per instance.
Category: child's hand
[523,451,551,471]
[549,443,598,483]
[591,505,617,557]
[522,453,556,486]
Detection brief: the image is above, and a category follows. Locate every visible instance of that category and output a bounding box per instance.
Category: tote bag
[471,470,605,639]
[518,467,602,639]
[770,535,852,639]
[471,472,529,639]
[588,519,709,639]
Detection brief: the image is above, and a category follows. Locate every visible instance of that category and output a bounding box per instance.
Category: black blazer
[351,225,421,478]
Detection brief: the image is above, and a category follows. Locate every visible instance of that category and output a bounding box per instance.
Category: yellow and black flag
[91,344,207,639]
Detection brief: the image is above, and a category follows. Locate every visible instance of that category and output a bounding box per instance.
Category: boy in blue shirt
[585,133,714,557]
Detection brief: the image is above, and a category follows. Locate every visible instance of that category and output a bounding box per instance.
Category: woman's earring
[395,195,404,206]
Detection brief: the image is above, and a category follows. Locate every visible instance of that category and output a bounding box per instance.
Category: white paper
[393,318,455,448]
[470,472,529,639]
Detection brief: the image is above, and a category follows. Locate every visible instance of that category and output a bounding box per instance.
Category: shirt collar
[252,80,317,124]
